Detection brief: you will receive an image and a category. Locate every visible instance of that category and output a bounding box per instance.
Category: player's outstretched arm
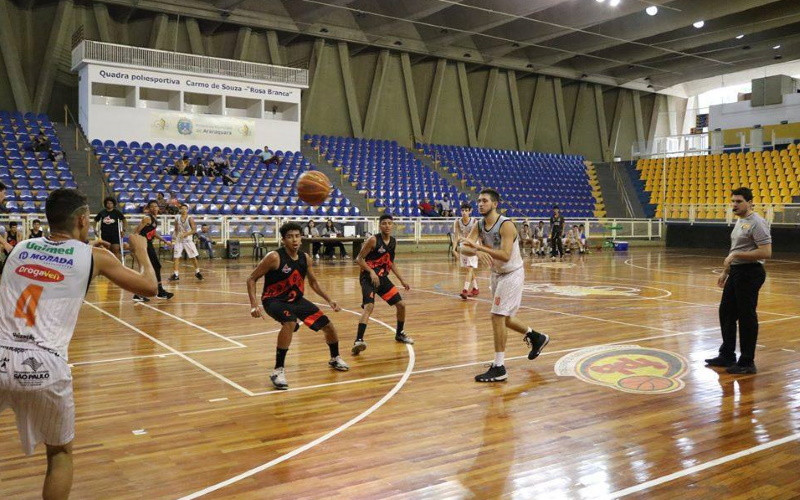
[246,251,278,318]
[93,234,158,296]
[306,253,340,311]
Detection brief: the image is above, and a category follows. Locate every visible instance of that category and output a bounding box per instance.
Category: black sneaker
[525,330,550,360]
[157,291,174,300]
[132,295,150,303]
[475,364,507,382]
[705,356,736,368]
[726,364,757,374]
[168,274,180,281]
[395,331,414,344]
[195,271,203,280]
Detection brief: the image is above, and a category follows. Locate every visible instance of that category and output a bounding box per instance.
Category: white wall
[709,93,800,130]
[77,62,304,151]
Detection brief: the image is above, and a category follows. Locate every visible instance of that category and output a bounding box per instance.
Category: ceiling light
[735,34,744,39]
[595,0,605,3]
[773,44,781,49]
[693,20,704,29]
[609,0,620,6]
[646,6,658,15]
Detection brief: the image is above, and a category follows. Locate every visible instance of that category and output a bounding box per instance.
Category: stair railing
[63,104,112,200]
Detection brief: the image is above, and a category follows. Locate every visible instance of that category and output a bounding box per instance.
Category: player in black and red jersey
[246,221,349,390]
[132,200,173,302]
[352,214,413,355]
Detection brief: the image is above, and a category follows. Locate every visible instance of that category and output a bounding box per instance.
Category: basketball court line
[416,286,681,334]
[606,432,800,498]
[228,329,282,339]
[138,302,246,348]
[623,258,800,297]
[68,345,244,367]
[180,315,416,499]
[84,301,256,396]
[424,268,797,317]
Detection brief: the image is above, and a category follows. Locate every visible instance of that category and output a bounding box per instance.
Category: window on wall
[139,87,180,110]
[92,83,134,107]
[184,92,223,115]
[225,96,261,118]
[264,101,299,122]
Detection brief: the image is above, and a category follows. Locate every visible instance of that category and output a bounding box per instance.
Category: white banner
[89,64,300,103]
[151,112,255,143]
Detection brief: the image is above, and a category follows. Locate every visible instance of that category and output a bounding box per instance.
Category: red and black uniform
[262,248,329,331]
[139,214,162,282]
[360,235,401,307]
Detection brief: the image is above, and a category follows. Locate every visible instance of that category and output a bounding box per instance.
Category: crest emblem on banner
[177,118,193,135]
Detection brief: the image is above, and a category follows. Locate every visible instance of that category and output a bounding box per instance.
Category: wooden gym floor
[2,247,800,499]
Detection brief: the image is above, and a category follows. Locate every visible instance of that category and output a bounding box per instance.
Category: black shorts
[101,233,121,245]
[360,272,402,307]
[262,297,330,331]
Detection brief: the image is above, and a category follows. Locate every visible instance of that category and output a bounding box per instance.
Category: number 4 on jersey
[15,284,44,327]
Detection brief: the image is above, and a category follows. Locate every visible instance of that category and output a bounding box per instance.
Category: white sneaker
[270,367,288,390]
[351,340,367,355]
[328,356,350,371]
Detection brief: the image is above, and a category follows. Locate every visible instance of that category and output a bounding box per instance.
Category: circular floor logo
[555,345,688,394]
[523,283,671,299]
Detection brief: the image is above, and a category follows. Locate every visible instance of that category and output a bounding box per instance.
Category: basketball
[459,241,478,257]
[297,170,332,206]
[618,376,675,392]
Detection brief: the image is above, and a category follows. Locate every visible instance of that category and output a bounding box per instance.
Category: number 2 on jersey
[15,284,44,327]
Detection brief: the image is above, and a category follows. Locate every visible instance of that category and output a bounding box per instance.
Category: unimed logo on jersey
[555,345,688,394]
[15,264,64,283]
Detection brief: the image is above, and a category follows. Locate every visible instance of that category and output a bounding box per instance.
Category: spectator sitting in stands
[0,180,6,213]
[166,193,180,215]
[48,149,65,162]
[29,219,44,239]
[4,221,19,255]
[519,222,534,257]
[322,219,348,259]
[196,224,216,259]
[170,155,190,175]
[31,130,51,152]
[419,199,438,217]
[440,194,452,217]
[194,160,206,177]
[156,192,169,213]
[257,146,281,168]
[304,220,322,259]
[211,153,235,186]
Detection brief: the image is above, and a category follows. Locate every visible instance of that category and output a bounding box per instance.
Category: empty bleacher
[420,144,599,218]
[0,111,77,213]
[307,135,469,217]
[94,140,358,216]
[634,144,800,219]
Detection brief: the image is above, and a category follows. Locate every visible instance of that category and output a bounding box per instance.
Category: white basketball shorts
[459,253,478,269]
[489,267,525,317]
[0,345,74,455]
[173,237,199,259]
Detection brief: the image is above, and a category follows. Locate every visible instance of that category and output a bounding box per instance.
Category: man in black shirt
[29,219,44,239]
[94,197,126,260]
[549,205,565,261]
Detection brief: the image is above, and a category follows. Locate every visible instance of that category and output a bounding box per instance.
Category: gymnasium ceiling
[97,0,800,92]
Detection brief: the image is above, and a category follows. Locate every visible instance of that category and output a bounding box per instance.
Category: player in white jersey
[451,201,480,300]
[461,188,550,383]
[0,189,158,499]
[169,203,203,281]
[533,221,547,257]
